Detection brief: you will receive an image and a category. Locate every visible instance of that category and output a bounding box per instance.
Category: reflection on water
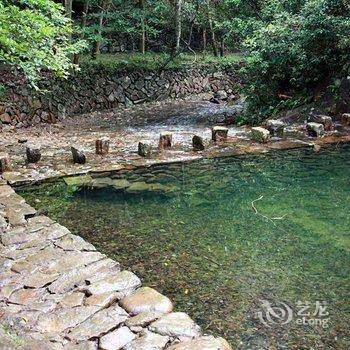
[20,143,350,349]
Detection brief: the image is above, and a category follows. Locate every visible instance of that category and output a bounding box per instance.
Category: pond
[19,143,350,349]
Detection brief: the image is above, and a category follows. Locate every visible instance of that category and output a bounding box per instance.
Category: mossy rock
[64,175,93,187]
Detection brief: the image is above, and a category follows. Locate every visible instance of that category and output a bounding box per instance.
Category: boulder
[26,145,41,163]
[211,126,228,142]
[159,132,172,149]
[0,153,11,173]
[138,141,152,157]
[341,113,350,126]
[96,138,110,155]
[192,135,204,151]
[251,127,270,143]
[0,113,12,124]
[71,146,86,164]
[307,122,324,137]
[120,287,173,315]
[309,115,333,131]
[265,120,285,135]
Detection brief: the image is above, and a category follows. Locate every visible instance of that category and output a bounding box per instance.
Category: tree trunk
[64,0,72,19]
[82,0,89,28]
[208,17,218,57]
[139,0,146,54]
[202,28,207,52]
[92,1,106,59]
[174,0,183,54]
[220,36,225,57]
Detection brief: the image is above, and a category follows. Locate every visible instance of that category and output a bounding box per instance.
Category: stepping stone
[71,146,86,164]
[251,127,270,143]
[167,336,232,350]
[0,153,11,173]
[149,312,201,338]
[99,326,136,350]
[96,138,110,155]
[54,233,96,251]
[138,141,152,157]
[309,115,333,131]
[124,331,169,350]
[341,113,350,126]
[265,120,285,135]
[307,122,324,137]
[211,126,228,142]
[120,287,173,316]
[26,145,41,163]
[192,135,204,151]
[159,132,172,149]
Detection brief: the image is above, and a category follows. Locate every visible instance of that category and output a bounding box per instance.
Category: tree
[0,0,85,87]
[174,0,183,53]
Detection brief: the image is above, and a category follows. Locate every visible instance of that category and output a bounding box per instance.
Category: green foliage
[80,52,243,71]
[241,0,350,119]
[0,0,86,88]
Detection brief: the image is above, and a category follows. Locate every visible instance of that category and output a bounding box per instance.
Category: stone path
[0,180,232,349]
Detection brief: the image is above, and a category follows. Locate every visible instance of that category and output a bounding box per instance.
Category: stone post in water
[26,145,41,163]
[159,132,172,149]
[71,146,86,164]
[192,135,205,151]
[0,153,11,173]
[138,141,152,158]
[96,138,110,155]
[212,126,228,142]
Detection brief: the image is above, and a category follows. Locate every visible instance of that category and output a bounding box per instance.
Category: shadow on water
[19,143,350,349]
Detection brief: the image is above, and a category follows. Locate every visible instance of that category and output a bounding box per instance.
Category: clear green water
[19,144,350,349]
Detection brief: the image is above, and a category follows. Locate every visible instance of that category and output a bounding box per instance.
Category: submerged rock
[148,312,201,338]
[112,179,131,190]
[64,175,93,187]
[251,127,270,143]
[91,177,113,188]
[211,126,228,142]
[126,181,176,194]
[307,122,324,137]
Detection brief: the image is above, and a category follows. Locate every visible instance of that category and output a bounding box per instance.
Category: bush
[241,0,350,120]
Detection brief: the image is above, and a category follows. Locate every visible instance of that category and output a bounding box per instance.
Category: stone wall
[0,65,240,128]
